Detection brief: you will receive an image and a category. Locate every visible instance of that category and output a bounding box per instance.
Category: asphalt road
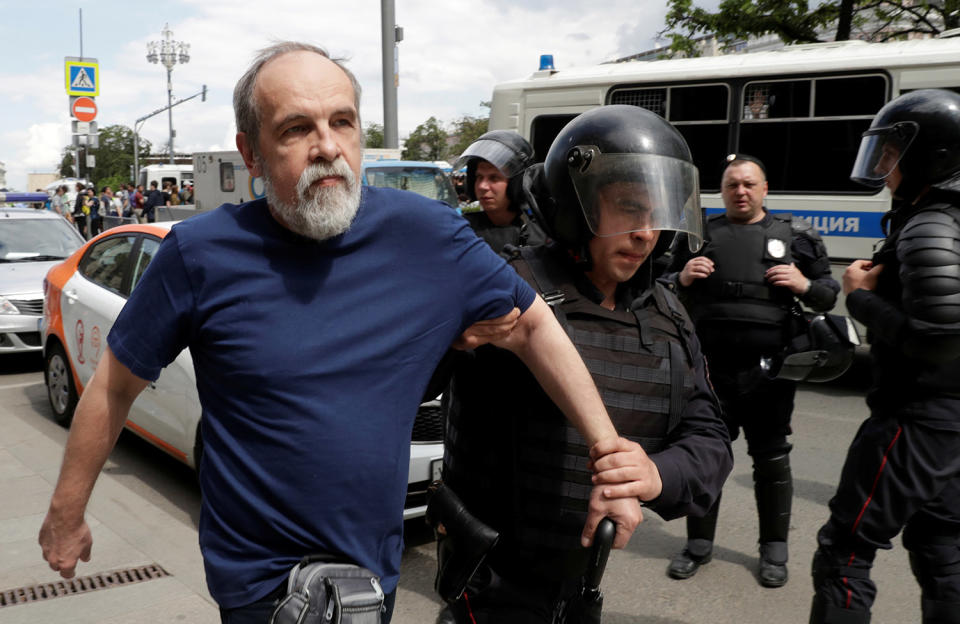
[0,353,921,623]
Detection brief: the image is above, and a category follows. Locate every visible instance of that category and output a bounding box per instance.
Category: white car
[1,206,85,354]
[42,221,444,518]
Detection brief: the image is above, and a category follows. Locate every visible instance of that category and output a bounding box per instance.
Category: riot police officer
[453,130,548,253]
[810,89,960,624]
[665,154,839,587]
[438,105,733,623]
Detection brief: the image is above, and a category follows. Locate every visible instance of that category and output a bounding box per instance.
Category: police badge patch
[767,238,787,258]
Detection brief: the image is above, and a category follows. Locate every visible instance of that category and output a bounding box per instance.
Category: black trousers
[441,560,580,624]
[686,371,796,547]
[812,409,960,622]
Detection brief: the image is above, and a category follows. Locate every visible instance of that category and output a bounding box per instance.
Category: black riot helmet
[455,130,534,205]
[776,314,860,383]
[851,89,960,199]
[542,105,703,257]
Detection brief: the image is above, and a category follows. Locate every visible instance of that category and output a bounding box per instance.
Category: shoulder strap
[519,245,572,332]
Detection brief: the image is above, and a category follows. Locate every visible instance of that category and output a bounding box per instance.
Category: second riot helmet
[454,130,534,203]
[542,105,703,253]
[850,89,960,197]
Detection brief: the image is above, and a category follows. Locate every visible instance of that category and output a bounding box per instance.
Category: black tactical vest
[443,246,698,579]
[686,213,796,328]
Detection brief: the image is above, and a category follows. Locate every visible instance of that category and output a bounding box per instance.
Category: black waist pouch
[270,555,384,624]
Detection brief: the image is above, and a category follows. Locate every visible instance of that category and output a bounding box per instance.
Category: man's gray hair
[233,42,363,155]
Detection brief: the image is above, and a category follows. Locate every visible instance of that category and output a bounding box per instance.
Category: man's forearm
[499,297,617,446]
[49,351,147,519]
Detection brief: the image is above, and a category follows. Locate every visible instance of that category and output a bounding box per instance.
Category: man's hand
[581,484,643,550]
[843,259,883,295]
[765,262,809,295]
[679,256,714,287]
[451,307,521,351]
[39,512,92,579]
[589,437,663,502]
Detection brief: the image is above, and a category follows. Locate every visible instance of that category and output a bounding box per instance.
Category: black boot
[809,594,871,623]
[754,454,792,587]
[667,495,720,580]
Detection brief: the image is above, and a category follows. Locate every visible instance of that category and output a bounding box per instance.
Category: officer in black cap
[665,152,839,587]
[453,130,548,254]
[436,105,733,623]
[809,89,960,624]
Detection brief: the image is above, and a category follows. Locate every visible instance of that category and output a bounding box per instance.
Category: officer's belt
[703,280,780,301]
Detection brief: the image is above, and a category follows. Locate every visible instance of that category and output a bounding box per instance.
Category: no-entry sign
[72,97,97,122]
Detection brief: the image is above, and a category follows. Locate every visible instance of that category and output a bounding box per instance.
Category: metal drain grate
[0,564,170,607]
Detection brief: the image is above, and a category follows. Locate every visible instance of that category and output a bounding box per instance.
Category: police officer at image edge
[664,152,839,588]
[809,89,960,624]
[453,130,548,254]
[437,104,733,623]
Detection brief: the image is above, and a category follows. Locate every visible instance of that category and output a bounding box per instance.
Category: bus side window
[739,75,886,194]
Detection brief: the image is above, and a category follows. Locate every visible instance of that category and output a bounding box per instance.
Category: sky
[0,0,686,190]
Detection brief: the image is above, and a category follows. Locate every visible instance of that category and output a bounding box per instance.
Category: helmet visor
[454,137,529,178]
[567,146,703,252]
[850,121,918,187]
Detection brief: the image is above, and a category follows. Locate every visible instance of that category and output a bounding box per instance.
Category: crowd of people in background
[29,178,194,239]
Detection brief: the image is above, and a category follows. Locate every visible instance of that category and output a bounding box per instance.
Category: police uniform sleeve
[661,232,699,291]
[848,209,960,363]
[645,318,733,519]
[791,222,839,312]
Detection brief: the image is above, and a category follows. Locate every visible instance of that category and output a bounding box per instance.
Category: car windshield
[0,217,85,262]
[365,166,458,207]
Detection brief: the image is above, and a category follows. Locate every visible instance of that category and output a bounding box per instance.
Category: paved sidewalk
[0,379,218,624]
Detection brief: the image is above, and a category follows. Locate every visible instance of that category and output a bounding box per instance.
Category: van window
[740,75,887,193]
[220,162,236,192]
[364,165,457,207]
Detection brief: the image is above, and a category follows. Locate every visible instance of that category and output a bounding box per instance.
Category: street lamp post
[146,24,190,165]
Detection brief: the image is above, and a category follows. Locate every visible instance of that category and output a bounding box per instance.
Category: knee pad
[809,594,871,624]
[921,597,960,624]
[753,453,791,483]
[904,523,960,587]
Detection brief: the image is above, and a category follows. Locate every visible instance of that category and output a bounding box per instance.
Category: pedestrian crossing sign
[65,58,99,96]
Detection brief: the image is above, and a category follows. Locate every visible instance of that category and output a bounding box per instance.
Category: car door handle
[64,290,79,303]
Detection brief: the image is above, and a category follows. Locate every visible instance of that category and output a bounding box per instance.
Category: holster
[425,481,499,603]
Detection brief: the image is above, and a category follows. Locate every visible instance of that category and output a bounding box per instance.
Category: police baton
[583,517,616,601]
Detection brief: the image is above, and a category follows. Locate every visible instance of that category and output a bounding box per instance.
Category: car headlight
[0,296,20,315]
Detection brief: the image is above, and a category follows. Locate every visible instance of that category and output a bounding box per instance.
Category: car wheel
[46,343,78,427]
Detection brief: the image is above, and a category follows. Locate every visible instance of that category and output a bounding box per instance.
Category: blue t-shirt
[107,187,535,607]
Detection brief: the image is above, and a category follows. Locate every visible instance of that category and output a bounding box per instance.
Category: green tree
[93,125,151,186]
[364,123,384,148]
[402,117,448,161]
[447,103,491,160]
[662,0,959,56]
[58,150,76,178]
[62,125,151,186]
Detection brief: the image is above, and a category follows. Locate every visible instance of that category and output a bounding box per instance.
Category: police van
[489,35,960,267]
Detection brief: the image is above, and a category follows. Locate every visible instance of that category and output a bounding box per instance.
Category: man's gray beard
[261,157,361,241]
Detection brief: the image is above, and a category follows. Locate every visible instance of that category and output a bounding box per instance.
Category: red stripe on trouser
[843,552,856,608]
[842,425,902,610]
[463,591,478,624]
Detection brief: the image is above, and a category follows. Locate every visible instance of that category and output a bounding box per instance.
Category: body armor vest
[443,246,698,579]
[687,213,796,327]
[868,202,960,405]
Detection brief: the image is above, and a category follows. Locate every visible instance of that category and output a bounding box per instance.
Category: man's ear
[236,133,262,177]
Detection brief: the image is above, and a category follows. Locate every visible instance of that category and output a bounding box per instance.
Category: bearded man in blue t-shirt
[39,42,646,623]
